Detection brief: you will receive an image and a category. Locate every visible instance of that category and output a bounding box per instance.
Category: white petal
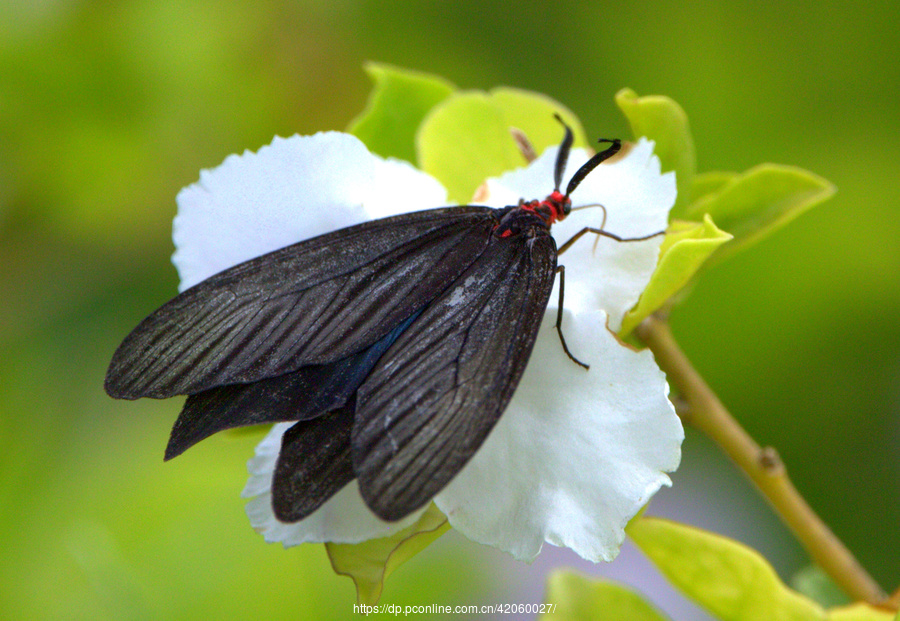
[172,132,448,290]
[434,309,683,562]
[241,423,423,546]
[484,138,677,328]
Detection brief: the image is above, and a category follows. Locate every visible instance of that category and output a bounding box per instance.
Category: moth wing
[352,233,557,521]
[106,207,497,399]
[163,312,420,460]
[271,401,357,522]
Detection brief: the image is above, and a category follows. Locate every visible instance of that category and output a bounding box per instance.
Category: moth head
[543,114,622,224]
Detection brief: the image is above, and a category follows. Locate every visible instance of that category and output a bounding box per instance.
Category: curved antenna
[552,113,574,191]
[565,138,621,198]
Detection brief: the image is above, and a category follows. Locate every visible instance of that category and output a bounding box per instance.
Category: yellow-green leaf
[418,92,518,202]
[418,89,585,203]
[616,88,696,214]
[685,163,836,264]
[325,503,450,606]
[540,570,671,620]
[620,215,732,336]
[629,517,825,621]
[487,87,588,156]
[348,62,455,163]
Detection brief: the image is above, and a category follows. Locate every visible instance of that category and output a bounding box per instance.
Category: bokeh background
[2,1,898,619]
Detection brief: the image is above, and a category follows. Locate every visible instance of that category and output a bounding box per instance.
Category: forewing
[163,311,421,460]
[106,207,497,399]
[351,232,558,521]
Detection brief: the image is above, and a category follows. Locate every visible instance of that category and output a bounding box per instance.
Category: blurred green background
[1,1,898,619]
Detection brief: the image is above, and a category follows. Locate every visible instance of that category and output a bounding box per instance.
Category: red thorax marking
[496,190,572,238]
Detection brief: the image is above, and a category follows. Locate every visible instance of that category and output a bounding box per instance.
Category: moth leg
[557,226,665,255]
[554,265,589,370]
[554,225,665,370]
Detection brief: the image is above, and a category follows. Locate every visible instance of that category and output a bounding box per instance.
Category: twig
[636,315,887,605]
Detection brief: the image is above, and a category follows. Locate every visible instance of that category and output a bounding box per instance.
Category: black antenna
[565,138,621,198]
[552,113,574,192]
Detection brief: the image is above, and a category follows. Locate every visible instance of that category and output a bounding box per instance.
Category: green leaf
[685,163,836,264]
[348,62,455,163]
[418,89,585,203]
[619,215,732,336]
[325,503,450,606]
[616,88,696,215]
[792,565,852,609]
[689,171,739,204]
[540,570,671,621]
[615,89,833,264]
[628,517,825,621]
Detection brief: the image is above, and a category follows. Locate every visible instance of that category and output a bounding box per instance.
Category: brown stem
[636,315,887,605]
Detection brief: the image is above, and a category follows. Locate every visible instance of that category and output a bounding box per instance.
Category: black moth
[105,118,653,523]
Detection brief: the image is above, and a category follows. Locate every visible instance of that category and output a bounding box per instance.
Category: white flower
[173,130,683,563]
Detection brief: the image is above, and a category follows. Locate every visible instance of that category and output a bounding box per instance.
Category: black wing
[163,311,421,460]
[105,207,498,399]
[271,400,357,522]
[350,231,558,521]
